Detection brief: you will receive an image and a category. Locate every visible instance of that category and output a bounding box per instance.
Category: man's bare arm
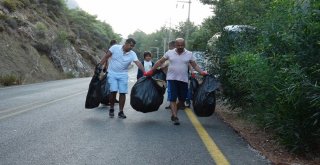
[151,57,167,71]
[190,60,204,73]
[100,51,112,65]
[133,60,145,72]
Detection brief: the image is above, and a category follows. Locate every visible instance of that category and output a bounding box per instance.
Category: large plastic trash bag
[130,77,164,113]
[193,75,220,117]
[85,65,102,109]
[190,77,199,98]
[152,69,166,81]
[152,69,166,95]
[100,73,110,105]
[151,70,166,95]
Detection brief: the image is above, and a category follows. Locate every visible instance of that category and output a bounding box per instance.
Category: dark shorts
[167,81,170,101]
[167,80,188,102]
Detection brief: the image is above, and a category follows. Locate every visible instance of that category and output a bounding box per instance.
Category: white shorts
[107,72,128,93]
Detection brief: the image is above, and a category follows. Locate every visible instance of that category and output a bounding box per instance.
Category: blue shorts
[167,80,188,102]
[107,72,128,93]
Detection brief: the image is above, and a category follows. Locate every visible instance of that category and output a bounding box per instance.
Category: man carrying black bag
[101,39,119,105]
[99,38,145,119]
[144,38,208,125]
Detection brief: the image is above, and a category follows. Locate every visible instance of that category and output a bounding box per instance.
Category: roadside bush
[269,65,319,153]
[206,25,258,77]
[35,22,47,31]
[55,30,69,47]
[35,21,47,38]
[207,0,320,154]
[257,0,320,83]
[253,0,320,153]
[226,53,273,109]
[64,72,75,78]
[0,74,22,86]
[225,52,320,153]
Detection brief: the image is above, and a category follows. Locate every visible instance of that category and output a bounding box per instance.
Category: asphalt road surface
[0,65,270,165]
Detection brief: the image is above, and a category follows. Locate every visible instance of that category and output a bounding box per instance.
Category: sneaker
[186,100,191,108]
[109,109,114,118]
[118,111,127,119]
[171,115,175,121]
[172,117,180,125]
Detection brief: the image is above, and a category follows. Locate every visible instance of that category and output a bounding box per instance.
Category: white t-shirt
[107,45,138,74]
[143,60,153,72]
[163,49,195,83]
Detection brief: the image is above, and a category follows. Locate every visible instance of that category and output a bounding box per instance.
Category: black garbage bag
[152,69,166,81]
[193,75,220,117]
[190,77,199,98]
[130,77,164,113]
[85,65,102,109]
[100,73,110,105]
[151,69,167,95]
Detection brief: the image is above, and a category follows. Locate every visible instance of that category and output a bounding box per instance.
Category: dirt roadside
[214,100,320,165]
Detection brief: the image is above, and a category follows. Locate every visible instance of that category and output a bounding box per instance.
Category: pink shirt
[164,49,195,83]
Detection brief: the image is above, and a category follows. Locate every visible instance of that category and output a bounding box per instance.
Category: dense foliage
[204,0,320,154]
[67,9,121,50]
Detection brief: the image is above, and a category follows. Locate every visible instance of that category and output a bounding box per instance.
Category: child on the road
[137,51,154,79]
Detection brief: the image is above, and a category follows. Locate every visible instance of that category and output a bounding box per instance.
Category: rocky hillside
[0,0,120,85]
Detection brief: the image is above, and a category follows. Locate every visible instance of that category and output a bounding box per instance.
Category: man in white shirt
[100,38,145,119]
[144,38,207,125]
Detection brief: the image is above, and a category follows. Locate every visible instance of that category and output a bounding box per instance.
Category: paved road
[0,66,270,165]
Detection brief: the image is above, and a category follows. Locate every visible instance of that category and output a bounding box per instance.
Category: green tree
[188,17,215,51]
[67,8,120,50]
[129,26,176,60]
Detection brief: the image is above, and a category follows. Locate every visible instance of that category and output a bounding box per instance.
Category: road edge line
[185,108,230,165]
[0,91,86,120]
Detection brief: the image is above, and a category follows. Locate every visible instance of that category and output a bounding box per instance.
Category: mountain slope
[0,0,119,85]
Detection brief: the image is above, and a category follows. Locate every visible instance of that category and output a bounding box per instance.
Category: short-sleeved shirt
[164,49,195,83]
[143,60,153,72]
[107,45,138,75]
